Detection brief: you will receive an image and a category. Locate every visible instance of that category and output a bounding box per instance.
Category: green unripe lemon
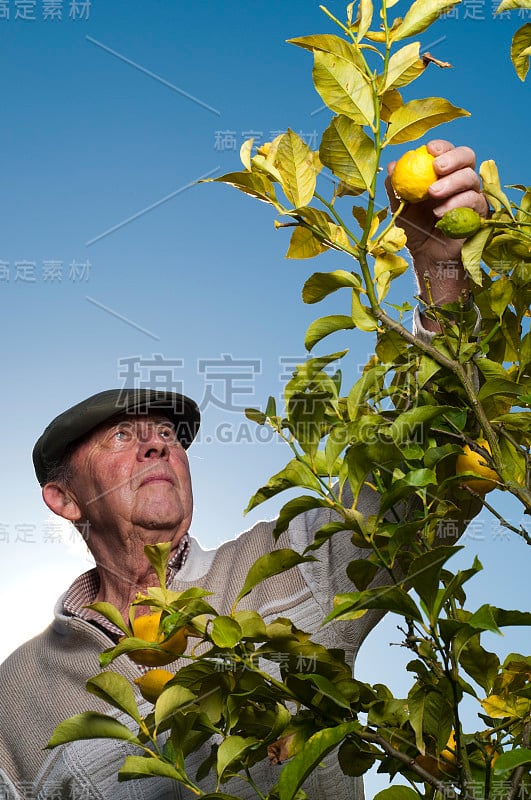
[435,208,483,239]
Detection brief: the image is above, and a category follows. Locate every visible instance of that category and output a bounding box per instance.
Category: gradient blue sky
[1,0,530,794]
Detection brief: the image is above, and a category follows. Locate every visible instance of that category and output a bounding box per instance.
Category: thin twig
[461,485,531,544]
[360,729,458,797]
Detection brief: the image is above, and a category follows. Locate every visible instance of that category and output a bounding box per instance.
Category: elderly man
[0,141,488,799]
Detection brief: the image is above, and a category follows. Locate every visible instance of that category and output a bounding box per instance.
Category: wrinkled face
[65,414,193,536]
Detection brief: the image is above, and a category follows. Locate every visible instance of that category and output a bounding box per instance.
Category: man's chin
[132,512,187,533]
[138,520,183,532]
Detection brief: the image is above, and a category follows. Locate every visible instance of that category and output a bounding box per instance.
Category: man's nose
[136,427,170,459]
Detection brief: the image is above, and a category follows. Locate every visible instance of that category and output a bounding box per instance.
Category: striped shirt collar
[63,533,191,642]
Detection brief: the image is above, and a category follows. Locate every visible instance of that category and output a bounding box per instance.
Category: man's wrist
[418,289,475,312]
[413,258,470,306]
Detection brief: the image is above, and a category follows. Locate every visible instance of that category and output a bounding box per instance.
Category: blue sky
[1,0,530,794]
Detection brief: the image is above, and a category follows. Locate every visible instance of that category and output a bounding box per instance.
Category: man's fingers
[433,145,477,176]
[432,189,489,218]
[430,166,481,201]
[426,139,454,158]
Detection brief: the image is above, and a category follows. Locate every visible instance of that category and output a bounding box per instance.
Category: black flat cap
[33,389,201,485]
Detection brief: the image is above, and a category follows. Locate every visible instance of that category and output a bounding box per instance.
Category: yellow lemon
[484,743,499,767]
[456,439,499,494]
[391,145,438,203]
[127,610,188,667]
[135,668,174,704]
[416,731,458,778]
[440,730,457,766]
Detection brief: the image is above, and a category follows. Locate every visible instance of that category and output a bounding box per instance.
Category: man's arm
[388,139,489,331]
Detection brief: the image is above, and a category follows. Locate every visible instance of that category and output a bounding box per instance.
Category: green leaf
[496,0,531,11]
[144,542,172,590]
[217,735,259,781]
[498,434,527,485]
[86,672,141,725]
[240,137,253,171]
[338,739,376,777]
[325,422,349,473]
[494,608,531,627]
[313,52,374,125]
[389,404,450,445]
[46,712,142,749]
[461,226,491,284]
[510,23,531,81]
[200,795,245,800]
[276,129,317,208]
[235,549,317,605]
[98,636,177,669]
[326,586,423,624]
[273,495,332,538]
[154,685,197,729]
[468,604,502,635]
[211,171,279,206]
[211,616,243,648]
[278,722,360,800]
[85,602,130,635]
[480,160,513,214]
[492,748,531,776]
[381,88,403,122]
[347,365,388,421]
[347,559,379,591]
[251,152,283,183]
[374,253,409,302]
[436,557,483,613]
[382,42,425,91]
[288,34,366,72]
[232,610,267,639]
[287,225,328,259]
[245,459,323,513]
[459,636,500,694]
[245,407,267,425]
[302,270,362,304]
[385,97,470,144]
[295,674,352,709]
[406,546,460,616]
[118,755,185,783]
[319,116,376,191]
[305,315,356,350]
[351,292,379,331]
[408,684,453,754]
[357,0,374,40]
[392,0,461,41]
[478,377,522,401]
[416,354,441,387]
[374,788,421,800]
[489,275,514,318]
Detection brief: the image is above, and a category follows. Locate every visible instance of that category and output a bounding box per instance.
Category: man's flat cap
[33,389,201,485]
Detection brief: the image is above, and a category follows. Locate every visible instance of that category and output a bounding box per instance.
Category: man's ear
[42,482,82,522]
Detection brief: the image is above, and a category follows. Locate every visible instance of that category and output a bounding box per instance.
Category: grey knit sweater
[0,490,391,800]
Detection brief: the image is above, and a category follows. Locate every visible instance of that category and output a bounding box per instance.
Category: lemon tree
[48,2,531,799]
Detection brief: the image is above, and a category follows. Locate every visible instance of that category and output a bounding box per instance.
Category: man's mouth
[139,474,174,487]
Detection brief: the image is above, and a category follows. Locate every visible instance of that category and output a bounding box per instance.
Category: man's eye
[115,429,132,441]
[158,426,177,442]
